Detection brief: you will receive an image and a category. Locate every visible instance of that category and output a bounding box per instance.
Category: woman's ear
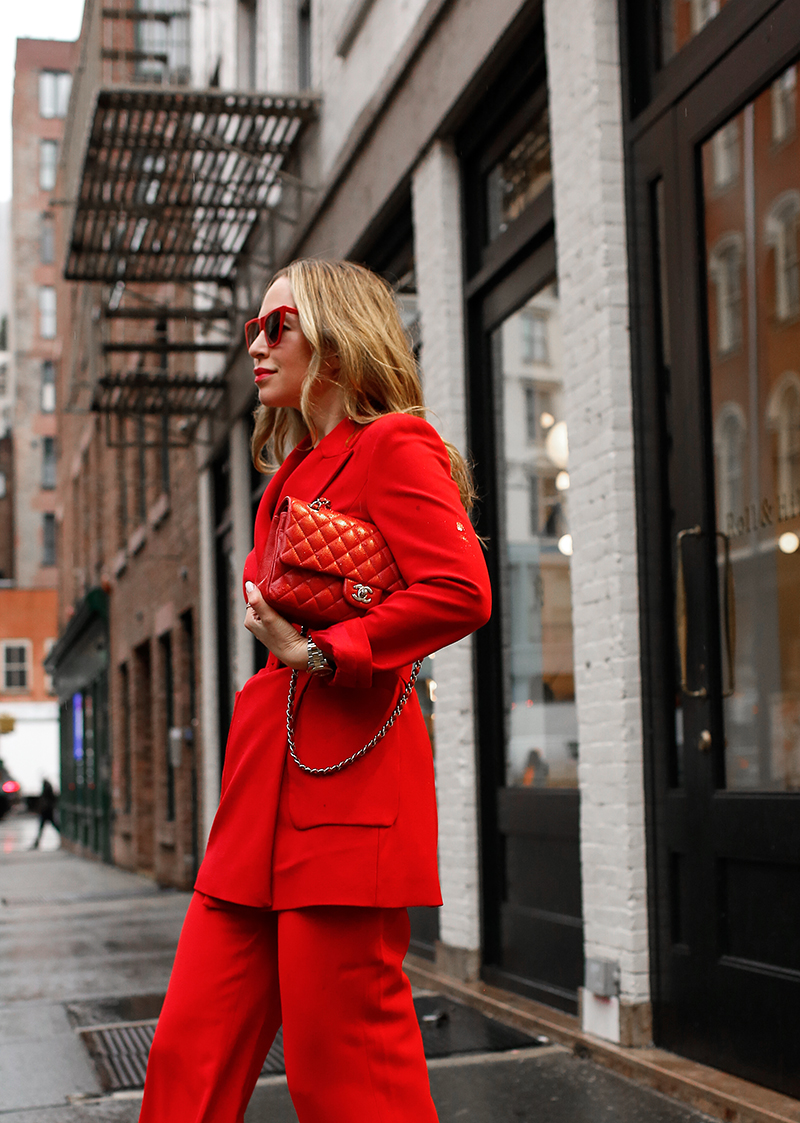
[322,351,340,377]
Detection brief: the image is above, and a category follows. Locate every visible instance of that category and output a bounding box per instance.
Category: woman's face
[249,277,315,411]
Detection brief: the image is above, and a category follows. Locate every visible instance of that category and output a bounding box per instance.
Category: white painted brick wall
[412,140,481,953]
[544,0,651,1009]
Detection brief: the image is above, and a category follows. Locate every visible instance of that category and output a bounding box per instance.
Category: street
[0,811,716,1123]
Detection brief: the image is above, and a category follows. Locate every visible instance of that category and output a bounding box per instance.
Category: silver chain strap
[286,660,424,776]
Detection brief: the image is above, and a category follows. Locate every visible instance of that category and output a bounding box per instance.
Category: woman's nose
[249,332,269,359]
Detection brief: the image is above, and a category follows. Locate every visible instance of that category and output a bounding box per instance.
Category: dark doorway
[133,640,154,874]
[461,24,583,1013]
[627,0,800,1096]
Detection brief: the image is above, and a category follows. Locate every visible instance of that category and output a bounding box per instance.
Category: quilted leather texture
[259,497,405,628]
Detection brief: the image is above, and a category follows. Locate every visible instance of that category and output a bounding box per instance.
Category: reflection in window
[714,402,746,535]
[702,80,800,792]
[659,0,729,65]
[486,103,551,241]
[765,192,800,323]
[767,373,800,508]
[690,0,719,33]
[712,120,739,190]
[494,282,577,788]
[708,233,743,354]
[772,66,797,144]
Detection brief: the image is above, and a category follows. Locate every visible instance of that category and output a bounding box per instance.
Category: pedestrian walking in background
[30,778,59,850]
[138,259,492,1122]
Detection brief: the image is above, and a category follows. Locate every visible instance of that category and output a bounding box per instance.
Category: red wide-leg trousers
[138,893,439,1123]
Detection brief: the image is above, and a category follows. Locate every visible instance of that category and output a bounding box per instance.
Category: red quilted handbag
[257,496,406,629]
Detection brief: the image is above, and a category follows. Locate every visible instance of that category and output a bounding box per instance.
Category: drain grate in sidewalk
[77,994,545,1092]
[78,1021,286,1091]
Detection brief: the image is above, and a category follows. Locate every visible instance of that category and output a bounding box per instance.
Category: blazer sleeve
[311,414,492,688]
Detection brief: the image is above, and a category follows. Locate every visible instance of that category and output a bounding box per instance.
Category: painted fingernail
[245,581,255,592]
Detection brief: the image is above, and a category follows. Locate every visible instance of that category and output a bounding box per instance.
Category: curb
[403,954,800,1123]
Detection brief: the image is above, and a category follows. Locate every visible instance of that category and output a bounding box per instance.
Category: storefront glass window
[702,62,800,790]
[485,102,551,242]
[493,281,578,788]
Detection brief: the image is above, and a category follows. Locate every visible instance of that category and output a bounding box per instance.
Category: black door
[632,1,800,1095]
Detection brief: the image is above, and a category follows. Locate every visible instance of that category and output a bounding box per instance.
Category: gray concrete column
[544,0,650,1044]
[198,466,221,846]
[412,139,481,978]
[229,418,254,691]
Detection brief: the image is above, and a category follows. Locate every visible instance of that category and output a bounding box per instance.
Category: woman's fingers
[243,582,307,669]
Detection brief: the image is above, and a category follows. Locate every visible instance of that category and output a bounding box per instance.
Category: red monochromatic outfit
[139,413,492,1123]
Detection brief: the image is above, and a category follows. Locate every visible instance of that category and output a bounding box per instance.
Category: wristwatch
[307,637,333,676]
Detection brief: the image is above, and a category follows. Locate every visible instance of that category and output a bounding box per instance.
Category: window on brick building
[120,662,132,814]
[2,643,30,692]
[39,71,72,118]
[237,0,257,89]
[39,287,56,338]
[298,0,312,90]
[39,140,58,190]
[0,359,7,395]
[137,418,148,524]
[42,437,56,490]
[160,632,176,822]
[42,512,56,567]
[40,214,55,264]
[41,361,56,412]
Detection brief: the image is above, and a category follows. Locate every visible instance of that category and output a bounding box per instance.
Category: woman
[139,259,492,1122]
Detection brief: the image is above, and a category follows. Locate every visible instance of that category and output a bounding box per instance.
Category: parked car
[0,760,21,820]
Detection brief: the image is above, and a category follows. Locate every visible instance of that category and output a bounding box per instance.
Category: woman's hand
[244,581,308,670]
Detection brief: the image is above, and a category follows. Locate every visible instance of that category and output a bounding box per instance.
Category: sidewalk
[0,810,716,1123]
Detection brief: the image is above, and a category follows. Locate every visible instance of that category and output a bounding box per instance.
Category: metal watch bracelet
[306,637,333,676]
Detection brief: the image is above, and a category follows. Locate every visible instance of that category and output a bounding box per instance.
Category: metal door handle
[676,525,707,697]
[716,530,736,698]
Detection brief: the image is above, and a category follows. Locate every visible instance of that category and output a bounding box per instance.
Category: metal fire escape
[64,0,319,446]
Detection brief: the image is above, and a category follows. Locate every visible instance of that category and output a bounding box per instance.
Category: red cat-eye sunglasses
[244,306,299,350]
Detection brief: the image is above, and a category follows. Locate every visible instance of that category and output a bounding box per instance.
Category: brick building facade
[11,39,77,589]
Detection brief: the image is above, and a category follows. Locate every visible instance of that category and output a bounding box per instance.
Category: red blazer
[195,413,492,909]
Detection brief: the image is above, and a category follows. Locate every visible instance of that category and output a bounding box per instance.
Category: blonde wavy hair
[250,258,476,511]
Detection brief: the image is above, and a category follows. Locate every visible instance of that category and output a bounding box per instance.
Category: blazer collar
[258,418,365,526]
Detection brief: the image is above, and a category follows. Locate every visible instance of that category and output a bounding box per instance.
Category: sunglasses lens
[245,320,258,348]
[264,309,282,347]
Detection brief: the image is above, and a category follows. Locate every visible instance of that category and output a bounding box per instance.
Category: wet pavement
[0,810,716,1123]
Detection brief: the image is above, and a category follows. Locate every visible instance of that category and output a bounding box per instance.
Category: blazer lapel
[252,419,365,560]
[253,445,310,561]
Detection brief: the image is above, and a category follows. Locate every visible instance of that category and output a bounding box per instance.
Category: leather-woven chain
[286,659,423,776]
